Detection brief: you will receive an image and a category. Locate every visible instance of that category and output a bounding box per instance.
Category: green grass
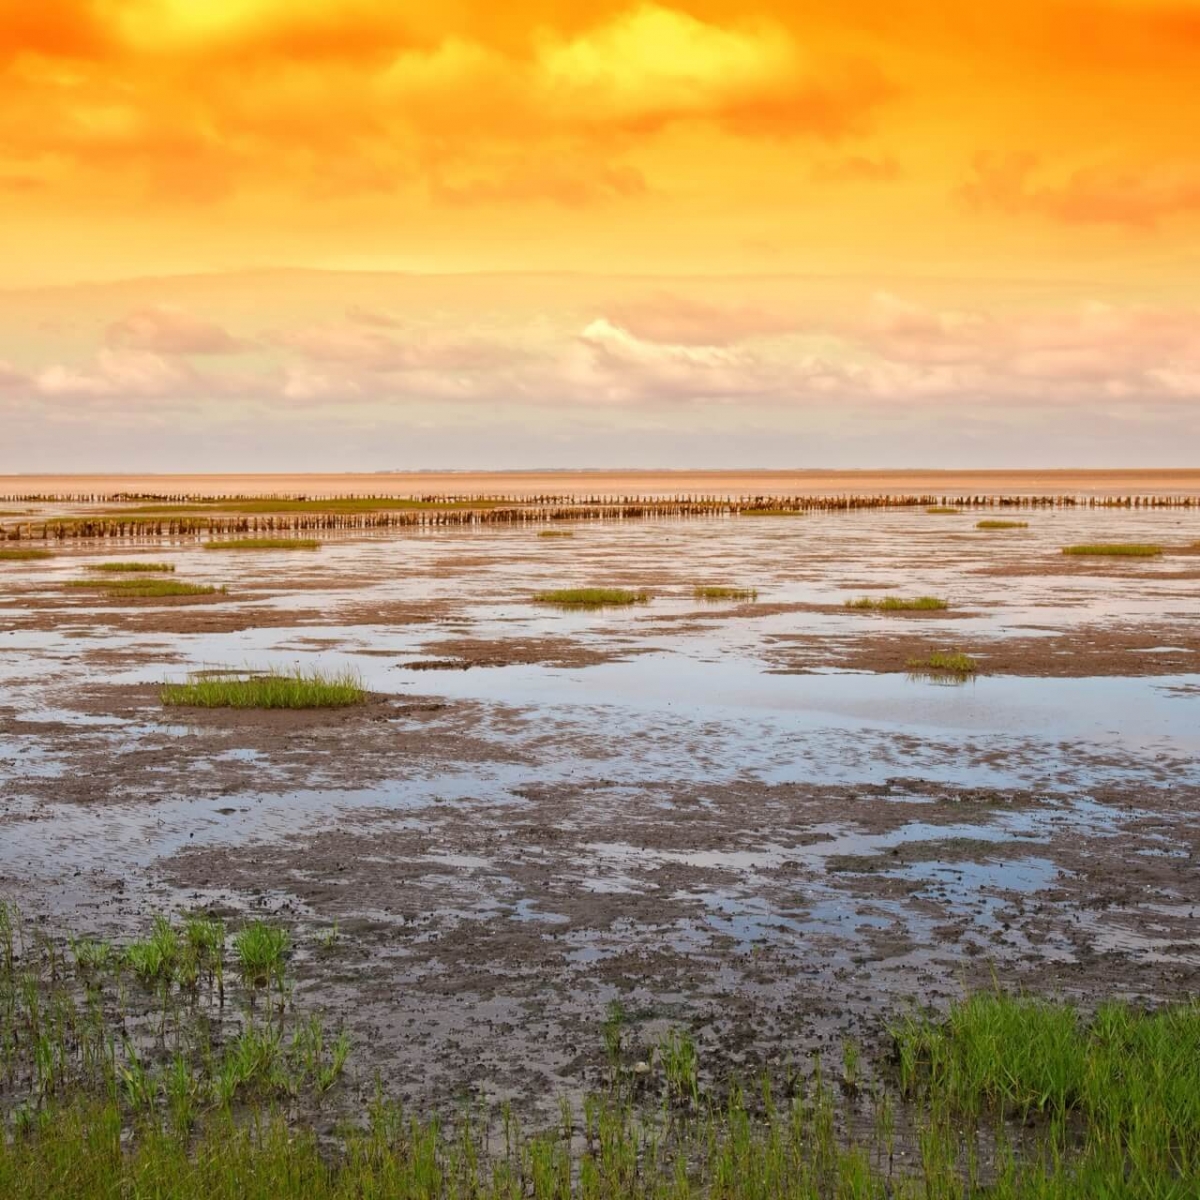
[160,666,367,708]
[1,900,1198,1199]
[533,588,650,608]
[694,585,758,601]
[66,578,222,597]
[846,595,949,612]
[893,991,1200,1190]
[907,651,977,675]
[976,519,1029,530]
[0,547,52,561]
[926,506,961,514]
[1061,542,1162,557]
[88,560,176,573]
[204,538,321,551]
[537,529,575,538]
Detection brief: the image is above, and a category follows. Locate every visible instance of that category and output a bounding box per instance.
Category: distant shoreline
[3,468,1200,499]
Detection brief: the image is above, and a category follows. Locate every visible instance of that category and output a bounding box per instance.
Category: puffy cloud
[812,153,901,183]
[105,306,252,355]
[962,153,1200,228]
[604,294,800,346]
[34,348,204,398]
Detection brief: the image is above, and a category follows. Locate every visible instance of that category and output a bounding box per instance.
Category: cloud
[105,306,252,355]
[534,6,894,139]
[431,163,648,208]
[962,153,1200,228]
[34,348,205,398]
[812,154,901,183]
[606,293,800,346]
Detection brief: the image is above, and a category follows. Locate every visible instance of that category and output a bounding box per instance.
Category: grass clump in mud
[694,585,758,601]
[846,595,949,612]
[161,666,366,709]
[907,651,977,676]
[0,547,52,561]
[66,578,222,598]
[977,519,1028,530]
[534,587,649,608]
[739,506,805,516]
[205,537,321,551]
[925,506,961,514]
[537,529,575,538]
[1061,542,1162,557]
[88,560,175,573]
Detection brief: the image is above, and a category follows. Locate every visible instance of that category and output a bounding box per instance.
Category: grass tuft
[160,666,367,709]
[694,585,758,601]
[534,588,649,608]
[907,651,977,675]
[926,506,961,514]
[66,578,222,597]
[739,507,805,516]
[0,547,52,561]
[89,561,176,573]
[1061,543,1162,557]
[846,595,949,612]
[537,530,575,538]
[976,519,1028,530]
[205,538,321,551]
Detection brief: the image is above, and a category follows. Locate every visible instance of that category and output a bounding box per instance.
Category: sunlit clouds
[0,2,1198,467]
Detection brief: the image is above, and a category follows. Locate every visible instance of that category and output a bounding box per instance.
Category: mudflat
[2,497,1199,1123]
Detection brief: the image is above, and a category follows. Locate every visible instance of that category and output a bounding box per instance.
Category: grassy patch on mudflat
[160,666,366,708]
[534,587,649,608]
[0,547,52,561]
[88,560,175,573]
[907,651,977,675]
[694,585,758,601]
[846,595,949,612]
[66,578,222,598]
[925,506,962,514]
[977,519,1029,530]
[205,538,321,551]
[739,507,805,516]
[537,529,575,538]
[1061,542,1162,557]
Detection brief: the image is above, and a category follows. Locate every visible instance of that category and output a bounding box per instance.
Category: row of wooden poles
[2,492,1197,541]
[2,490,1199,506]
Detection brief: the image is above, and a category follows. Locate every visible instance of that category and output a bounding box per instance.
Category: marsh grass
[1,903,1199,1198]
[0,547,52,561]
[89,561,176,573]
[66,578,222,597]
[976,520,1029,530]
[160,666,367,708]
[537,530,575,538]
[694,585,758,601]
[108,498,509,516]
[534,588,649,608]
[847,595,949,612]
[739,507,805,516]
[205,538,321,551]
[925,506,962,515]
[907,651,977,675]
[1061,543,1162,557]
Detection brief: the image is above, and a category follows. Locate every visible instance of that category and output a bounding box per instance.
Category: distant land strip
[1,491,1197,541]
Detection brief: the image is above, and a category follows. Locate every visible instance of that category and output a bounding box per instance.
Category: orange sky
[1,1,1198,469]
